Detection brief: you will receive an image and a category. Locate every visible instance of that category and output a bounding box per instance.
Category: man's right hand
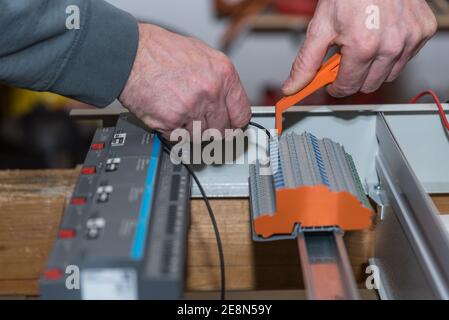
[282,0,437,98]
[119,24,251,141]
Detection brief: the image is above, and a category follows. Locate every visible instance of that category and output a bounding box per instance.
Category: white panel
[193,111,379,197]
[192,106,449,197]
[384,114,449,193]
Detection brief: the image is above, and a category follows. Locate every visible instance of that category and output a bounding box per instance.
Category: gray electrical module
[40,113,191,300]
[249,131,372,241]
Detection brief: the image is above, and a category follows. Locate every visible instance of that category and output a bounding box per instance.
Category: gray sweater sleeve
[0,0,139,107]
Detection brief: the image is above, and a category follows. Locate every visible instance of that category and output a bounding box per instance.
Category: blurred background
[2,0,449,169]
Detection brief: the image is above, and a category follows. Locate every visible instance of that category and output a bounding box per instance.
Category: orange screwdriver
[275,53,341,134]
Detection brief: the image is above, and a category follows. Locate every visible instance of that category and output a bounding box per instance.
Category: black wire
[156,122,270,300]
[248,121,272,139]
[157,134,226,300]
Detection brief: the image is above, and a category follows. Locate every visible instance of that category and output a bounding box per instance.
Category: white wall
[107,0,449,104]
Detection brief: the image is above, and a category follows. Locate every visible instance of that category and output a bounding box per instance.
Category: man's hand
[282,0,437,97]
[119,24,251,140]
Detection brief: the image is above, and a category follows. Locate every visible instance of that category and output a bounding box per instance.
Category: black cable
[248,121,272,139]
[157,134,226,300]
[156,122,270,300]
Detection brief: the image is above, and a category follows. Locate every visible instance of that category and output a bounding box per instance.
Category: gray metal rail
[373,114,449,299]
[249,132,369,299]
[298,230,359,300]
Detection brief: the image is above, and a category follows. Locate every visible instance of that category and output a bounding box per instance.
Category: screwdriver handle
[275,53,341,134]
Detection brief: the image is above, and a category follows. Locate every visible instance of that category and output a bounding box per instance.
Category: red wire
[409,90,449,131]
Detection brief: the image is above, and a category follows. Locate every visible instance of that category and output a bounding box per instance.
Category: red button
[43,268,63,280]
[58,229,76,239]
[91,143,105,150]
[71,197,87,205]
[81,166,96,175]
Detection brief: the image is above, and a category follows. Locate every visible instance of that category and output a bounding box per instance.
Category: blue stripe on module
[310,134,330,187]
[274,152,285,189]
[131,135,161,261]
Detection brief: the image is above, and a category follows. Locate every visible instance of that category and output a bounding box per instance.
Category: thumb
[282,24,332,96]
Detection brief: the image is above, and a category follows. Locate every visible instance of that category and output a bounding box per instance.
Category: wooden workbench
[1,169,448,298]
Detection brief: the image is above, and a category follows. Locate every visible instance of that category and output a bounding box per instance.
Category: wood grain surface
[0,169,447,297]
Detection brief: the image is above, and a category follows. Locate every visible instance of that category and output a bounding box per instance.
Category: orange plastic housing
[275,53,341,134]
[253,185,373,239]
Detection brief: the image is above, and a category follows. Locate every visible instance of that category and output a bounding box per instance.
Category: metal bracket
[373,113,449,299]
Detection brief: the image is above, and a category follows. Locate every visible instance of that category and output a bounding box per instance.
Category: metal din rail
[249,132,370,299]
[297,230,359,300]
[372,114,449,299]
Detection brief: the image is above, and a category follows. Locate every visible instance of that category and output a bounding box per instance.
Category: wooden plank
[0,169,79,296]
[431,195,449,214]
[0,169,447,297]
[0,280,38,297]
[186,199,374,291]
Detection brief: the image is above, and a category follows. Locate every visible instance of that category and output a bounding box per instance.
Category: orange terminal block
[275,53,341,134]
[249,131,374,239]
[253,185,373,239]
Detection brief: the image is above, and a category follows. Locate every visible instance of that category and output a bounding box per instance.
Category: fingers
[224,69,252,129]
[121,22,251,141]
[182,115,208,141]
[329,25,406,97]
[386,18,437,82]
[300,0,438,98]
[360,56,398,93]
[327,46,374,97]
[282,20,334,95]
[360,32,404,93]
[384,45,416,84]
[205,101,231,136]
